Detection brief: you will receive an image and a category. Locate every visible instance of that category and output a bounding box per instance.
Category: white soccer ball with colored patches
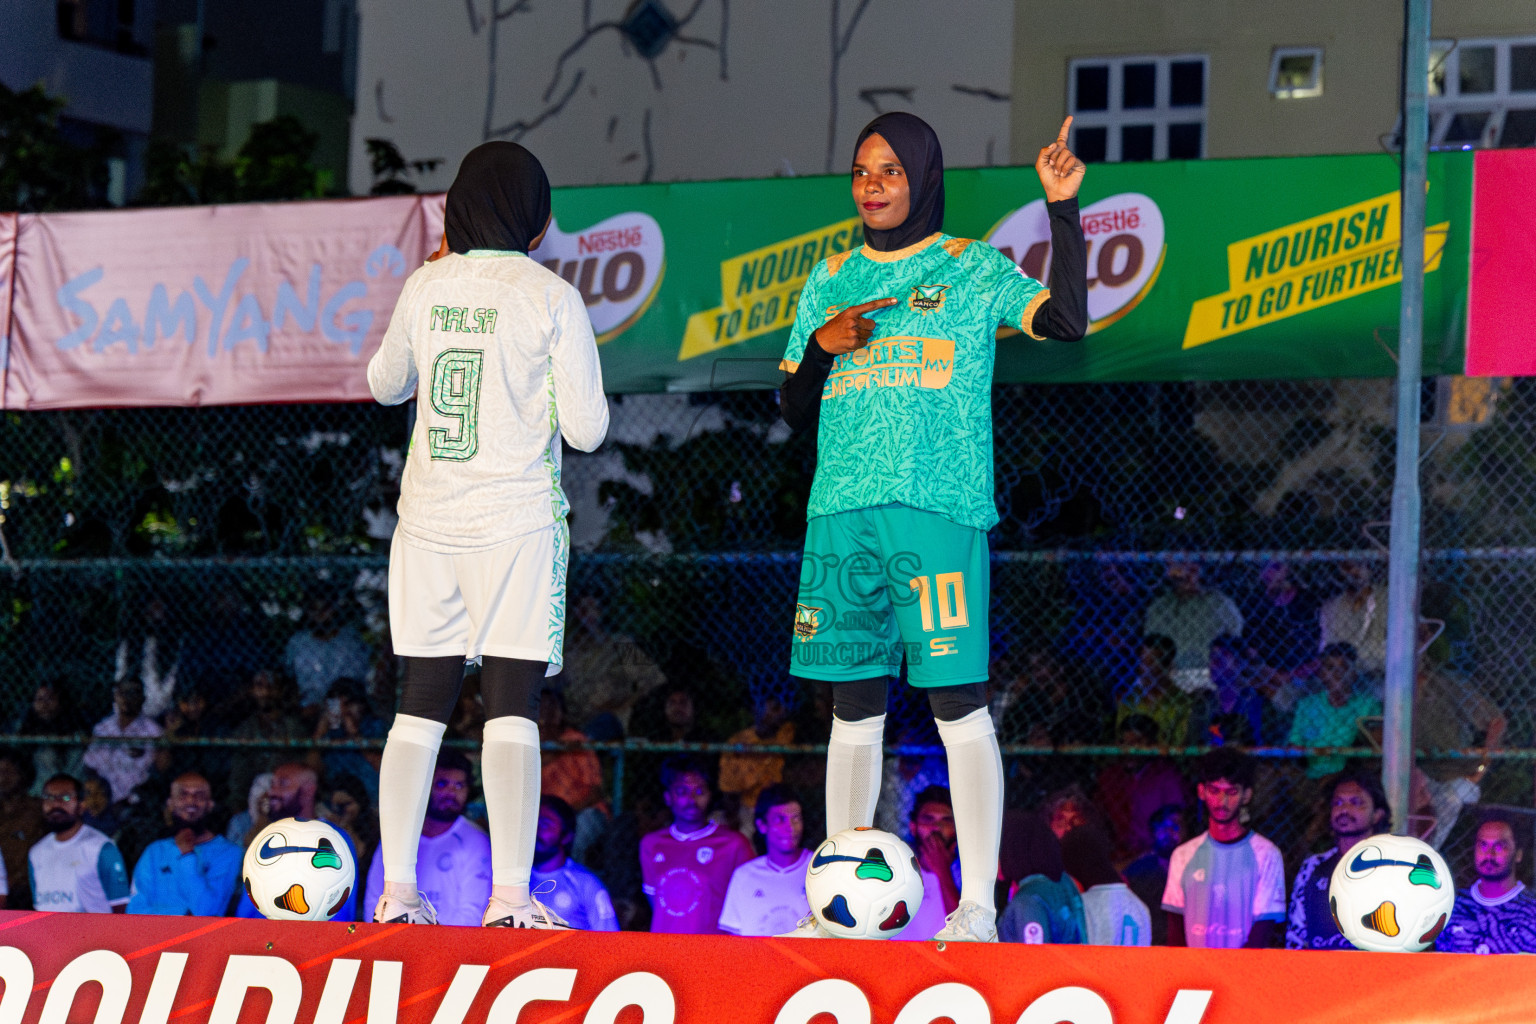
[804,827,925,939]
[243,818,356,922]
[1329,833,1455,952]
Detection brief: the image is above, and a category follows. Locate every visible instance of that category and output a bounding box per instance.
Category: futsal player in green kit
[778,112,1088,941]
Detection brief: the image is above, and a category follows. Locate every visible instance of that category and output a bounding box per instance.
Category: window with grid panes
[1425,37,1536,149]
[1068,55,1207,162]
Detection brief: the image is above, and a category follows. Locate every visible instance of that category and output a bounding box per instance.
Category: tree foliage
[137,115,330,206]
[0,82,113,212]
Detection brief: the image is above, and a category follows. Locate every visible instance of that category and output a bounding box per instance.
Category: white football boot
[932,900,998,942]
[373,891,438,925]
[482,895,574,929]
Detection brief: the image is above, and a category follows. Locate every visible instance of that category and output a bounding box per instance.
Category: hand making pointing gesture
[814,297,899,355]
[1037,116,1087,203]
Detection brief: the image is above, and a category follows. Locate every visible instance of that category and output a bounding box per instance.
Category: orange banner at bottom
[0,909,1529,1024]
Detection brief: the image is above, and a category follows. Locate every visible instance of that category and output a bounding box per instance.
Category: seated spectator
[1197,635,1265,746]
[116,594,182,722]
[900,786,965,942]
[1242,561,1319,676]
[1414,631,1507,849]
[1437,810,1536,954]
[1142,562,1243,692]
[538,688,608,863]
[1125,804,1185,945]
[997,809,1085,944]
[531,796,619,931]
[1288,644,1379,779]
[1062,823,1151,946]
[285,590,370,717]
[79,769,119,838]
[226,669,305,810]
[161,684,227,785]
[313,677,385,803]
[0,749,45,908]
[629,685,708,744]
[226,772,273,848]
[1042,784,1098,841]
[640,756,753,934]
[1318,561,1386,677]
[1164,749,1285,949]
[14,681,85,796]
[1116,635,1195,748]
[83,680,163,804]
[718,784,810,936]
[127,771,243,916]
[321,772,377,867]
[718,696,795,834]
[29,774,130,913]
[364,750,490,926]
[236,762,358,921]
[1093,716,1187,862]
[1286,771,1388,950]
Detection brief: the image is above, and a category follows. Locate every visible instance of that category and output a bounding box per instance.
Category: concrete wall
[0,2,155,136]
[347,0,1017,194]
[1008,0,1535,164]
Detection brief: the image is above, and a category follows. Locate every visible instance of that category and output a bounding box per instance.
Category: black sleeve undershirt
[1029,196,1089,342]
[779,195,1089,430]
[779,334,836,431]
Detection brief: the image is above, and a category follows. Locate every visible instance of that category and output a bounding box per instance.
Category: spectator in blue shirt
[531,796,618,931]
[128,771,243,916]
[1437,810,1536,954]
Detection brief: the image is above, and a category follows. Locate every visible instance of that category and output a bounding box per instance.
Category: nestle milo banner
[0,153,1472,409]
[578,151,1471,392]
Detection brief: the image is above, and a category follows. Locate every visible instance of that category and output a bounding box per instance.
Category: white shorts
[388,523,568,671]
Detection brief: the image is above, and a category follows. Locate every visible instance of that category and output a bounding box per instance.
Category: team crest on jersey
[697,847,714,865]
[794,604,824,642]
[908,284,950,314]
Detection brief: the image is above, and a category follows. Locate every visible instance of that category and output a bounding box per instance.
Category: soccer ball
[243,818,356,922]
[805,827,925,939]
[1329,833,1455,952]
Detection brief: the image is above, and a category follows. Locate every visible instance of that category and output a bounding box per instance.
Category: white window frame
[1270,46,1324,99]
[1425,35,1536,149]
[1067,54,1208,162]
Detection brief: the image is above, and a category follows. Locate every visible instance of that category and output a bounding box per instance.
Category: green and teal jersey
[780,232,1049,531]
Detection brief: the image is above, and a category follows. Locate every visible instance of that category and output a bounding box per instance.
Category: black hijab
[854,112,945,252]
[444,142,551,254]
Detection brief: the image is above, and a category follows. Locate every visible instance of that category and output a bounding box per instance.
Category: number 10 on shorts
[910,572,968,631]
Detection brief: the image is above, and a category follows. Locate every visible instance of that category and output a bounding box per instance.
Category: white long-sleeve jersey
[368,252,610,552]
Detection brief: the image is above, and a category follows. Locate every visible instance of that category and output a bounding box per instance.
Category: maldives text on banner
[1465,148,1536,377]
[0,153,1475,409]
[5,910,1536,1024]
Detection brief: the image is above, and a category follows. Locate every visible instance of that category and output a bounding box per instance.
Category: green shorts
[789,504,989,687]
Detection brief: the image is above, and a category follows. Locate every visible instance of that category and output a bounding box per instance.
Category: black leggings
[826,676,987,724]
[396,655,544,724]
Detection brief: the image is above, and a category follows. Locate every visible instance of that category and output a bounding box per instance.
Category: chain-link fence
[2,375,1533,915]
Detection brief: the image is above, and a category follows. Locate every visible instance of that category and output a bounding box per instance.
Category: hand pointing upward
[1037,116,1087,203]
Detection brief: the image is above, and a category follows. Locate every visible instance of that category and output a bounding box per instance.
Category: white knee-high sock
[936,708,1003,913]
[379,714,447,889]
[826,714,886,836]
[482,715,541,904]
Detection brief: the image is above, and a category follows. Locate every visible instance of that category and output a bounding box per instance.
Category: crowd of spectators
[0,561,1527,954]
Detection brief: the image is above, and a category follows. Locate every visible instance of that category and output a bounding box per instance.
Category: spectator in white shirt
[83,681,163,803]
[1062,822,1150,946]
[1143,563,1243,692]
[1318,561,1387,676]
[718,784,811,936]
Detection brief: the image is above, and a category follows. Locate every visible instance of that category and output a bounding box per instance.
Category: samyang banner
[1,152,1474,409]
[5,910,1536,1024]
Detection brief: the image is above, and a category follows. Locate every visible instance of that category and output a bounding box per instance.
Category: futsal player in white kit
[366,142,609,927]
